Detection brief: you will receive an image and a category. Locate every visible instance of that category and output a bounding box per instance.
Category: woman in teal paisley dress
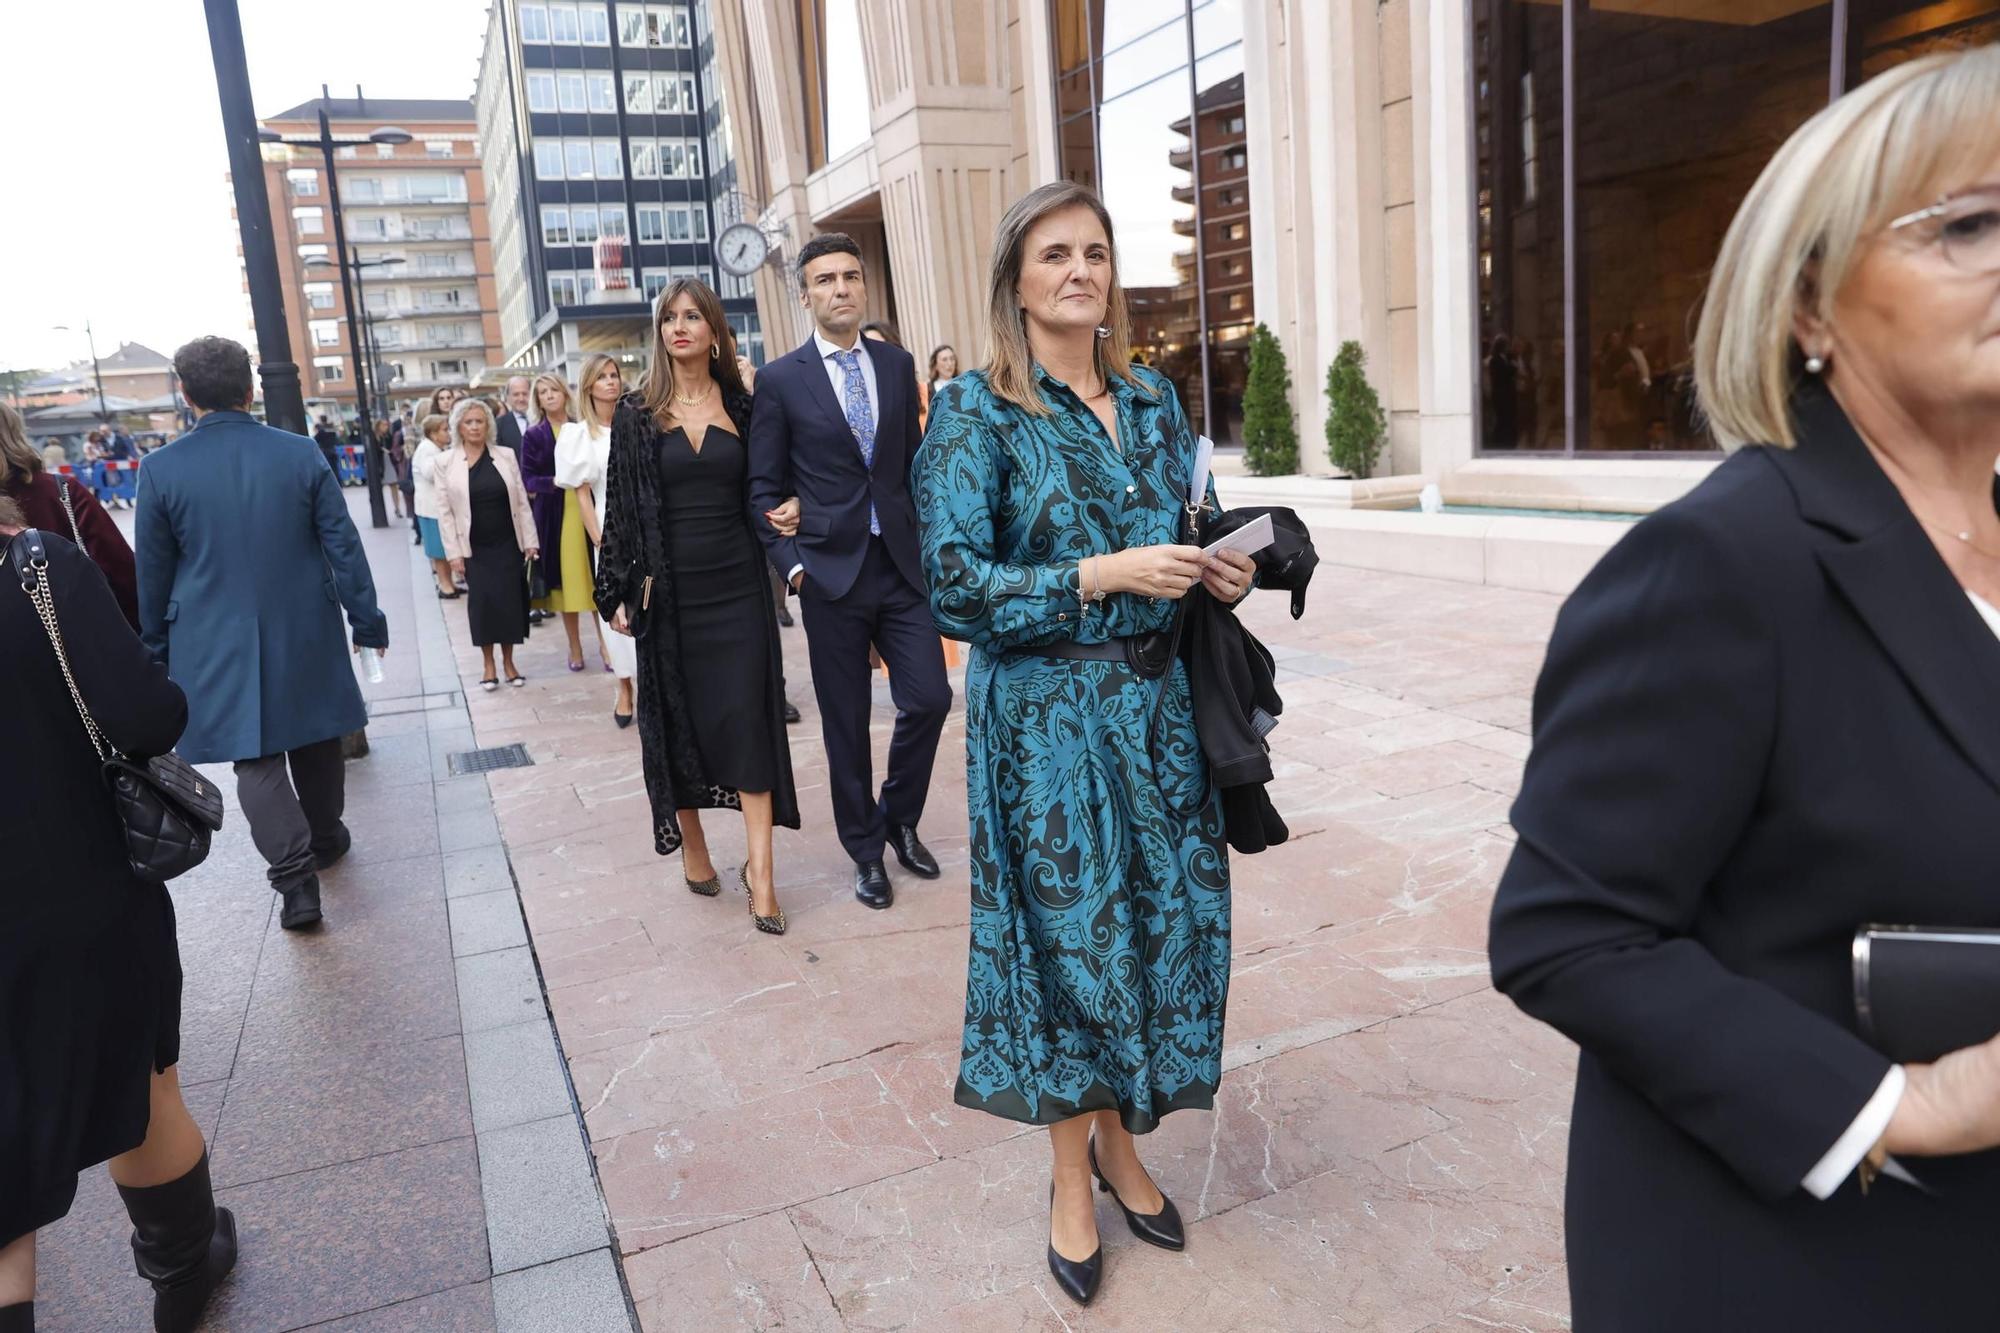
[914,182,1258,1306]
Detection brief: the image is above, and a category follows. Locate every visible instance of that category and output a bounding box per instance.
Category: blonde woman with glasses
[556,353,637,724]
[1489,45,2000,1329]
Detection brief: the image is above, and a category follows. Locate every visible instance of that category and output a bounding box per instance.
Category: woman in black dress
[596,279,799,932]
[1,498,239,1332]
[435,398,541,691]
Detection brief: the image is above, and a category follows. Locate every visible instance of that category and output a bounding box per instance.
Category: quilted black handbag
[11,528,224,881]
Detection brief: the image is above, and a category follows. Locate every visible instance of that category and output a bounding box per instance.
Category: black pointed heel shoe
[1090,1137,1185,1251]
[686,866,722,897]
[741,866,787,935]
[1046,1183,1103,1306]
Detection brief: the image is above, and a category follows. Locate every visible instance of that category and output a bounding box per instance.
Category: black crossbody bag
[10,528,223,882]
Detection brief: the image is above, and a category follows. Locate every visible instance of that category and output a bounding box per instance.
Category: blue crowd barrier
[56,461,139,507]
[338,446,366,486]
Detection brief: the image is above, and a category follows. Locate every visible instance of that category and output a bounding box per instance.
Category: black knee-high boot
[115,1152,238,1333]
[0,1301,34,1332]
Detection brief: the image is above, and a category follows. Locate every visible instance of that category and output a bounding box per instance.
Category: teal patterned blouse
[913,362,1211,650]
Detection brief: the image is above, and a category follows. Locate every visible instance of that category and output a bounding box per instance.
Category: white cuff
[787,563,804,584]
[1801,1065,1905,1199]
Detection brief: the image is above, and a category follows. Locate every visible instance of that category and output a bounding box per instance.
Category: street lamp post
[322,109,385,528]
[309,250,404,459]
[202,0,306,435]
[261,115,411,529]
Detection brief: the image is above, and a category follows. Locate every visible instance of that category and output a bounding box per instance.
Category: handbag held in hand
[11,528,224,882]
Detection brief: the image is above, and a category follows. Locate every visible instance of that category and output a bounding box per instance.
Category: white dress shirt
[787,330,882,584]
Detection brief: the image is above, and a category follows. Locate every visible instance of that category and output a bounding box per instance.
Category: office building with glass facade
[716,1,1994,500]
[474,0,765,383]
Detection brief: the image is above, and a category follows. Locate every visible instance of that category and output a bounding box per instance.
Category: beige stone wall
[718,0,1494,483]
[720,0,1023,365]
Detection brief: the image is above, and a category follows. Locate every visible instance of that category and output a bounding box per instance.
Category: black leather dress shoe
[888,824,941,879]
[1046,1183,1103,1305]
[279,878,323,930]
[783,699,801,725]
[854,859,893,909]
[1089,1137,1185,1250]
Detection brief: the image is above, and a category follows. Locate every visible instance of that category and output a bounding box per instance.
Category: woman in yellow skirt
[521,370,597,669]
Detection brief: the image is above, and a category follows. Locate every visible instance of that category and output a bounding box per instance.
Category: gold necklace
[1846,414,2000,561]
[1913,511,2000,561]
[674,379,715,408]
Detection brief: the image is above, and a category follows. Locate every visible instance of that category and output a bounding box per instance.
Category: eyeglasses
[1888,187,2000,275]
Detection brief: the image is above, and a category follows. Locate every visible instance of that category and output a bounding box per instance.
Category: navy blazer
[746,334,924,600]
[134,410,389,764]
[1488,383,2000,1329]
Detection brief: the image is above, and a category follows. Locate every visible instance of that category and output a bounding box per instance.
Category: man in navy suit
[748,233,951,909]
[136,336,389,931]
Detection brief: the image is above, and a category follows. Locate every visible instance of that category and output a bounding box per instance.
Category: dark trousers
[798,538,951,864]
[232,737,346,892]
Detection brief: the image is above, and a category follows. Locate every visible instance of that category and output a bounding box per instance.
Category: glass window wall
[1473,0,1989,455]
[1047,0,1250,443]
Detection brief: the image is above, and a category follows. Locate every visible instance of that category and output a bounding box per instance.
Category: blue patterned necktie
[833,348,881,535]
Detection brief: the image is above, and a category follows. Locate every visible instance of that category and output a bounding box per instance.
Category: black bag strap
[12,527,113,763]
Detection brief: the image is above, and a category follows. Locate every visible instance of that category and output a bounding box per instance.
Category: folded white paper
[1203,512,1273,559]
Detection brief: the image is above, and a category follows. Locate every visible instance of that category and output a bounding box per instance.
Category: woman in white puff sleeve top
[555,353,637,723]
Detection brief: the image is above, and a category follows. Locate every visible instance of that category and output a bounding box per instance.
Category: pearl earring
[1805,352,1827,374]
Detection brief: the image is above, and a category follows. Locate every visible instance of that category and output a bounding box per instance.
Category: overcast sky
[0,0,490,375]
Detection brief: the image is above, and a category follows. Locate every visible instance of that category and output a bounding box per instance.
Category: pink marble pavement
[440,563,1576,1332]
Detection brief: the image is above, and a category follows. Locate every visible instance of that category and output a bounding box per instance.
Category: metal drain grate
[447,743,535,776]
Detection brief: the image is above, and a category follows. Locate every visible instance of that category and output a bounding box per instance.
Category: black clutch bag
[1852,925,2000,1063]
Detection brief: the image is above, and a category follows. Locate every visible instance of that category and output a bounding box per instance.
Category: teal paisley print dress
[913,363,1230,1132]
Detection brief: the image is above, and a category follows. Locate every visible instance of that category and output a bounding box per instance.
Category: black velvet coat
[3,531,189,1242]
[594,389,800,854]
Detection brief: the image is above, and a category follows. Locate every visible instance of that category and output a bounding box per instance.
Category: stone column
[1243,0,1388,474]
[861,0,1021,368]
[1411,0,1478,477]
[725,0,818,352]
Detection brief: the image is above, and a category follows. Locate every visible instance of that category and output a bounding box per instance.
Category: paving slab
[464,1018,575,1134]
[478,1114,615,1274]
[491,1248,633,1333]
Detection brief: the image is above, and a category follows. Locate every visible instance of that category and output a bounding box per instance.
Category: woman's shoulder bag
[10,528,223,882]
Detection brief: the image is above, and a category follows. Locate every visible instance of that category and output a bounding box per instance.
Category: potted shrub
[1325,340,1388,479]
[1241,322,1299,477]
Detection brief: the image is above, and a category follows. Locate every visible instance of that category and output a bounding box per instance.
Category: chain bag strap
[56,474,86,549]
[10,528,223,882]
